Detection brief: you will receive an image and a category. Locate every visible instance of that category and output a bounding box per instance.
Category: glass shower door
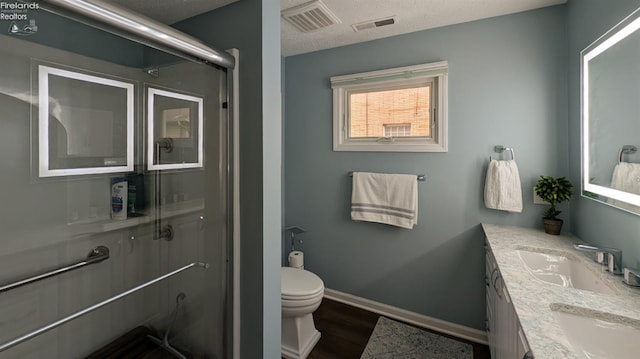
[143,57,229,358]
[0,7,230,359]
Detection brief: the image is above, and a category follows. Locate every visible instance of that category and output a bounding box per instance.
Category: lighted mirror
[38,65,134,177]
[147,87,203,170]
[582,7,640,213]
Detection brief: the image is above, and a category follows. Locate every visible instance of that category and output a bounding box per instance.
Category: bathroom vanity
[483,223,640,358]
[485,239,530,359]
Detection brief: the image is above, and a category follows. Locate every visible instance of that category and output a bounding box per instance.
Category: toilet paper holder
[285,226,305,251]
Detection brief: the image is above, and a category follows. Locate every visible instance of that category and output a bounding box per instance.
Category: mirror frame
[582,8,640,209]
[38,65,135,177]
[146,87,204,171]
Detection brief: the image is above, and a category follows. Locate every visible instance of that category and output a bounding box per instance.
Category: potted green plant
[535,175,573,235]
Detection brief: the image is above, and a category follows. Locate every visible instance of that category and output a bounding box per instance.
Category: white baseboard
[323,288,488,345]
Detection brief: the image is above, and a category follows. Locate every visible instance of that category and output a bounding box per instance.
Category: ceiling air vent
[351,16,396,32]
[282,0,341,33]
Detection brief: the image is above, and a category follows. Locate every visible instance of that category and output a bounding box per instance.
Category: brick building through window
[349,86,431,138]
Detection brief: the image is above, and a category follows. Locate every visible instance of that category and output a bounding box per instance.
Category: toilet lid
[281,267,324,298]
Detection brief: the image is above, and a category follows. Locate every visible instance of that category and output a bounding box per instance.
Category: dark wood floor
[307,298,491,359]
[91,298,489,358]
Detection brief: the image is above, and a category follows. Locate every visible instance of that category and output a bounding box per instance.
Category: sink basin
[551,304,640,359]
[516,248,615,295]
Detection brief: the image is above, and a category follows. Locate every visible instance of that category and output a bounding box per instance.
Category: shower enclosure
[0,1,234,358]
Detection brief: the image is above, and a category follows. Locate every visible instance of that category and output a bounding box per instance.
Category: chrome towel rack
[0,261,209,353]
[0,246,110,294]
[490,145,515,161]
[348,172,426,182]
[618,145,637,164]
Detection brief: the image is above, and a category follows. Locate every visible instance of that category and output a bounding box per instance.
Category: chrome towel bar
[0,246,110,294]
[0,261,209,353]
[348,172,426,182]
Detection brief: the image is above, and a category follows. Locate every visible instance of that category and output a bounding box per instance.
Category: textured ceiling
[104,0,568,57]
[281,0,567,56]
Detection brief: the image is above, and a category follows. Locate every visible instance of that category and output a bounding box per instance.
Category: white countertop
[482,223,640,358]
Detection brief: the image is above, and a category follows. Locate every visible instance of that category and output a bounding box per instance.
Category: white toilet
[281,267,325,359]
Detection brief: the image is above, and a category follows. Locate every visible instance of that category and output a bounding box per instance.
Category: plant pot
[543,218,563,235]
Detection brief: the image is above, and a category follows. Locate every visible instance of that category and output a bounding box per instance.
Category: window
[331,61,448,152]
[384,124,412,137]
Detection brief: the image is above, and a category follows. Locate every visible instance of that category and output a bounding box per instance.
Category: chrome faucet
[574,244,623,275]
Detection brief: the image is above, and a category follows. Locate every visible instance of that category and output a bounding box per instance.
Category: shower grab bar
[0,246,110,294]
[0,261,210,353]
[348,172,426,182]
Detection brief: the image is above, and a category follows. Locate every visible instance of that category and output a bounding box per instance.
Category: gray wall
[569,1,640,268]
[284,6,567,330]
[174,0,282,357]
[261,0,282,356]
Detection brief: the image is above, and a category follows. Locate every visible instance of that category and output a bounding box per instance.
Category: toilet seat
[282,290,324,305]
[281,267,324,301]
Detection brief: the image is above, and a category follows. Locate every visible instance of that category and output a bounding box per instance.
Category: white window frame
[331,61,448,152]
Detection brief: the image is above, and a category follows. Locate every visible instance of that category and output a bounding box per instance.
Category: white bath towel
[484,160,523,213]
[351,172,418,229]
[608,162,640,211]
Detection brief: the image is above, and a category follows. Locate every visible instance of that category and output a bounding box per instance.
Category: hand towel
[351,172,418,229]
[484,160,523,213]
[608,162,640,212]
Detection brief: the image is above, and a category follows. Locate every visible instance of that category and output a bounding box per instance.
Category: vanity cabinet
[486,242,531,359]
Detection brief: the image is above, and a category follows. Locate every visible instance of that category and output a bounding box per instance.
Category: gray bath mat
[360,317,473,359]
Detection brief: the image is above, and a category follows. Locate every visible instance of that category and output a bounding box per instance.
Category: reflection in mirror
[162,107,191,139]
[582,7,640,213]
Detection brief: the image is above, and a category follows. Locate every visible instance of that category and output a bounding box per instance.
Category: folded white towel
[484,160,523,213]
[351,172,418,229]
[608,162,640,212]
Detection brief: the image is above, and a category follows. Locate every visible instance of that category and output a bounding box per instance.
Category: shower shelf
[68,199,204,235]
[70,216,150,235]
